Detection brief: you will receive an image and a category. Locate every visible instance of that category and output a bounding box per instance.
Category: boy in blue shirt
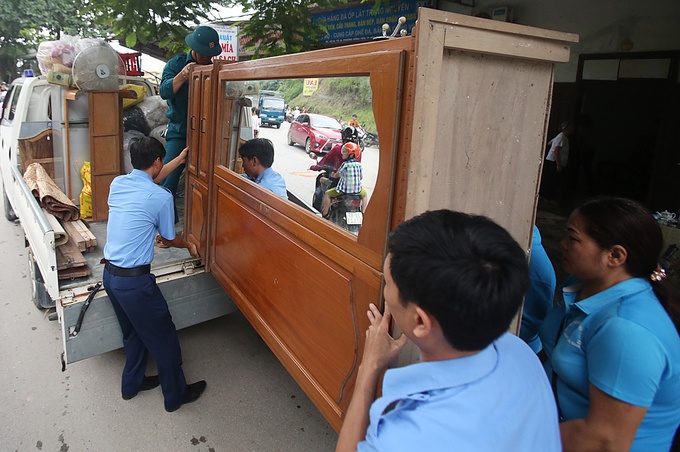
[337,210,561,452]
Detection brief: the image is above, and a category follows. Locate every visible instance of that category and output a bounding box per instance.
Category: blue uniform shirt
[358,333,561,452]
[104,170,176,268]
[160,51,197,140]
[540,277,680,451]
[520,226,557,352]
[242,167,288,198]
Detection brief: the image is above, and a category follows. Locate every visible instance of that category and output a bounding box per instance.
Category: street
[258,121,379,210]
[0,201,337,451]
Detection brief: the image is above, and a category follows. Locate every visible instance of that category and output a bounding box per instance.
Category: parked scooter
[363,130,379,148]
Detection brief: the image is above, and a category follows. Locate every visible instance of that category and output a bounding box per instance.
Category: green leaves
[234,0,343,58]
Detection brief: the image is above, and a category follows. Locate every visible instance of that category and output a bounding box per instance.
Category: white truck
[0,74,236,367]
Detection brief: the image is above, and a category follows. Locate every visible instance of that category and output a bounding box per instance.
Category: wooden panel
[407,49,554,245]
[421,8,578,63]
[198,70,213,180]
[185,175,208,258]
[187,71,202,176]
[210,178,377,430]
[89,92,120,136]
[214,49,406,270]
[88,91,123,221]
[403,9,573,339]
[90,136,120,173]
[91,173,116,221]
[19,129,55,177]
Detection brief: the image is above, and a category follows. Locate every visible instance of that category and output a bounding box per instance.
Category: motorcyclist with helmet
[310,125,363,211]
[321,142,367,217]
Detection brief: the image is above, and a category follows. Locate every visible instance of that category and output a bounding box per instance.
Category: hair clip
[651,265,666,282]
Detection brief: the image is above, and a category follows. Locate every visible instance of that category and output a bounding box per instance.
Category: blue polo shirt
[520,226,557,353]
[358,333,561,452]
[103,170,176,268]
[242,167,288,198]
[540,277,680,451]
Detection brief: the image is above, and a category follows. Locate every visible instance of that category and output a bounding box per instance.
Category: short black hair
[388,210,529,351]
[129,136,166,170]
[239,138,275,168]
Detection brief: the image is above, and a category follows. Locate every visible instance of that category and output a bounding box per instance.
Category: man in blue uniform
[238,138,288,198]
[160,25,221,220]
[103,136,206,412]
[337,210,561,452]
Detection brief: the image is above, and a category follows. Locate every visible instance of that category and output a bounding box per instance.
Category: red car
[287,113,343,155]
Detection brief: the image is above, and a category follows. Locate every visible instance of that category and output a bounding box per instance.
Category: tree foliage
[86,0,219,58]
[0,0,104,81]
[233,0,345,58]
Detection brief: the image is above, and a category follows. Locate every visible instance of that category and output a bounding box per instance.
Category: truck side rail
[9,163,58,298]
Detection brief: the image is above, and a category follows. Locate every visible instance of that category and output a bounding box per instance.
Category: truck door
[201,41,409,430]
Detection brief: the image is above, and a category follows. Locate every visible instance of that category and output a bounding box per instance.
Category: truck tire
[2,181,17,221]
[28,250,55,310]
[276,123,281,129]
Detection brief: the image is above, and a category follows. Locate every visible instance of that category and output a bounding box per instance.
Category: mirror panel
[218,77,380,236]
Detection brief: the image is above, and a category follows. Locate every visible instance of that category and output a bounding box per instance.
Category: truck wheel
[2,181,17,221]
[28,250,55,310]
[276,123,281,129]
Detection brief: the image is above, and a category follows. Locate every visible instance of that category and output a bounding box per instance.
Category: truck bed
[59,219,193,291]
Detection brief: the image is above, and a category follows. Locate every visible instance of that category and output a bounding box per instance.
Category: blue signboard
[314,0,435,43]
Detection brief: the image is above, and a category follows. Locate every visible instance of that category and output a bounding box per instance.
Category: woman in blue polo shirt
[539,197,680,451]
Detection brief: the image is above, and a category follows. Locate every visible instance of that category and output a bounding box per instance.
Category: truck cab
[258,95,285,128]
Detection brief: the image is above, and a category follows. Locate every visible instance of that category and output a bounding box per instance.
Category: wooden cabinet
[188,65,216,181]
[185,8,577,431]
[88,91,122,221]
[186,64,219,263]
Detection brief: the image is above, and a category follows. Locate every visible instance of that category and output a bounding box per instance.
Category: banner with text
[313,0,434,43]
[303,78,319,96]
[212,25,239,62]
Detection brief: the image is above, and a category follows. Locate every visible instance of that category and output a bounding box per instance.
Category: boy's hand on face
[362,303,408,372]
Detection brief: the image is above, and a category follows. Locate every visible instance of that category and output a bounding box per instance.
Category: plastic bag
[79,161,92,218]
[123,107,151,135]
[121,84,147,110]
[149,125,167,146]
[137,96,168,129]
[36,36,78,75]
[122,130,146,173]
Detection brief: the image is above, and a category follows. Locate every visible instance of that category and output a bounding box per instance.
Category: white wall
[466,0,680,82]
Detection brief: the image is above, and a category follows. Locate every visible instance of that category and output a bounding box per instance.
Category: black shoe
[165,380,207,412]
[122,375,160,400]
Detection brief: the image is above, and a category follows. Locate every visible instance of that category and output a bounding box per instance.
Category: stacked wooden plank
[62,220,97,253]
[55,218,97,280]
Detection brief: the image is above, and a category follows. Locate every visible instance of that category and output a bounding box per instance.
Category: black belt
[104,261,151,277]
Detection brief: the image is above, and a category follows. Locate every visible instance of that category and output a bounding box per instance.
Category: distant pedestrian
[540,120,574,204]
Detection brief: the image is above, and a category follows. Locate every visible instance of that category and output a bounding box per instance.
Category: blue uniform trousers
[161,136,186,223]
[103,270,187,410]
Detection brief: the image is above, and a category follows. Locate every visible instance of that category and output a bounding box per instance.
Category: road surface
[0,200,337,451]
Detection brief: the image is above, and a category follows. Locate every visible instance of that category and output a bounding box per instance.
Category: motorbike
[309,153,363,234]
[327,194,363,235]
[363,130,379,148]
[357,123,379,148]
